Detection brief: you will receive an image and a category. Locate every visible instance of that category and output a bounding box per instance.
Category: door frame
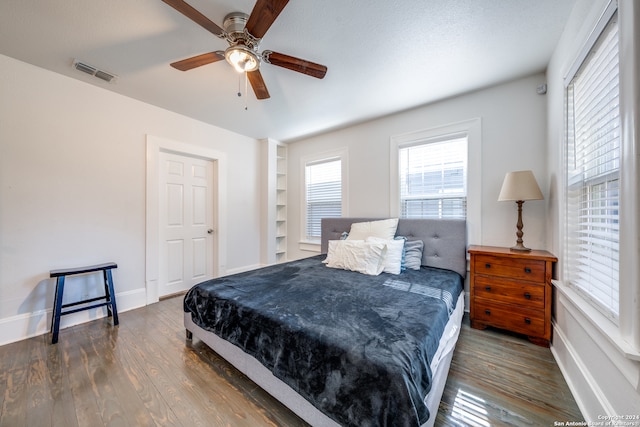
[145,135,227,304]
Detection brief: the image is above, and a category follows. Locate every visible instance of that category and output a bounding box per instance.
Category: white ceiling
[0,0,576,142]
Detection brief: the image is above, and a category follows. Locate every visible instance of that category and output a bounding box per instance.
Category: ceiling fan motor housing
[224,13,250,41]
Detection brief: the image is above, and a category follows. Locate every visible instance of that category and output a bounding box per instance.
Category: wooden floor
[0,295,583,426]
[436,318,584,426]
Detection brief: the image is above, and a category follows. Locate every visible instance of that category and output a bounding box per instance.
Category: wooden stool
[49,262,119,344]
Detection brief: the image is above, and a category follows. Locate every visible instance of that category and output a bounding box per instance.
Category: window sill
[298,241,321,253]
[553,280,640,361]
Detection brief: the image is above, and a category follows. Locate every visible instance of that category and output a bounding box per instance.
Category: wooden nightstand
[468,245,557,347]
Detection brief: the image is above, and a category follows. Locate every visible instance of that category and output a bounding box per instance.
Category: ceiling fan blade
[264,51,327,79]
[170,51,225,71]
[246,0,289,39]
[247,70,270,99]
[161,0,225,37]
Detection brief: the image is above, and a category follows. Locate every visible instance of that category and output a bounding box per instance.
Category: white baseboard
[225,263,264,276]
[550,284,640,421]
[550,324,595,421]
[550,316,618,422]
[0,287,147,346]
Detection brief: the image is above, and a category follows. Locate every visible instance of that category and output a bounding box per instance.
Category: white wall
[546,0,640,420]
[286,73,550,262]
[0,54,262,345]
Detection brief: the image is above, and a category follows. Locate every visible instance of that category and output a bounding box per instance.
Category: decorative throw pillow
[324,240,387,276]
[346,218,399,241]
[366,236,405,275]
[403,239,424,270]
[394,236,408,271]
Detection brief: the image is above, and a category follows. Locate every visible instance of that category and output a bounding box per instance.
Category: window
[390,118,481,245]
[304,157,342,241]
[564,10,620,320]
[398,137,467,219]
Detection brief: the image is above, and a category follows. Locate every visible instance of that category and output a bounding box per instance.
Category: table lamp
[498,170,543,251]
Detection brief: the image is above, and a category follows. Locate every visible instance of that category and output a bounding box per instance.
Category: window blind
[399,137,467,219]
[305,158,342,239]
[565,12,620,319]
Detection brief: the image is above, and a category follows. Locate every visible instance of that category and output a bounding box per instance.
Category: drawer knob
[524,267,532,274]
[485,309,491,315]
[485,286,492,291]
[524,292,531,299]
[485,263,491,269]
[525,318,531,324]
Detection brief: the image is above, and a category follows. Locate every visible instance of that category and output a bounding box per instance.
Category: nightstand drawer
[473,276,545,308]
[473,300,545,337]
[474,254,545,282]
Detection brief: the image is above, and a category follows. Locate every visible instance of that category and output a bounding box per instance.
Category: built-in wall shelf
[275,143,287,263]
[261,139,287,265]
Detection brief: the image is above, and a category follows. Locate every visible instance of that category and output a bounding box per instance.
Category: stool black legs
[51,276,66,344]
[49,263,119,344]
[103,268,119,326]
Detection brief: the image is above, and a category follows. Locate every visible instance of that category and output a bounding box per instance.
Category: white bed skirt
[184,291,465,427]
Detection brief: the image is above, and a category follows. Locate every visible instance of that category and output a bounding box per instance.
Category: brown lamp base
[510,243,532,252]
[510,200,532,252]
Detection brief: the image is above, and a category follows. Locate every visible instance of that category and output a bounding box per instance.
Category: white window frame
[564,6,621,322]
[556,0,640,356]
[299,148,349,251]
[390,118,482,246]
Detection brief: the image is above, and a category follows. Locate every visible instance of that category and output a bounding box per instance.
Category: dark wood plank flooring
[0,296,583,426]
[437,317,584,426]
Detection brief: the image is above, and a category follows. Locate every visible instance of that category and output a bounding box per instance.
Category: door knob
[207,229,214,234]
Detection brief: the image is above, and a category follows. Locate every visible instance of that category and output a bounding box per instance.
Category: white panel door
[159,151,214,297]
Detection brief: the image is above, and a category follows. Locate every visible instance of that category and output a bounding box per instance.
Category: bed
[184,218,467,426]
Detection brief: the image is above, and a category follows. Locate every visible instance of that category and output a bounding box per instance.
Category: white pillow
[346,218,399,241]
[366,236,405,275]
[324,240,387,276]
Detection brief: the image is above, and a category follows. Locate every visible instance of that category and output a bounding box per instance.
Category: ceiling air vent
[72,59,117,83]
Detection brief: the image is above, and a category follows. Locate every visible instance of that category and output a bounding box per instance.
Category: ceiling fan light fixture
[225,46,260,73]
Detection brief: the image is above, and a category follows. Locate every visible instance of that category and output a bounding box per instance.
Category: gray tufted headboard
[321,218,467,278]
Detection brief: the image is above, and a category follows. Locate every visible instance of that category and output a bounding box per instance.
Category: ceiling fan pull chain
[237,73,242,97]
[244,71,249,110]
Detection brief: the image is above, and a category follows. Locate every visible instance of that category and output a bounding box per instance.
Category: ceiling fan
[162,0,328,100]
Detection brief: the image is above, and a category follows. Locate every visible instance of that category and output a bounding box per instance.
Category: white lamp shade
[498,170,544,201]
